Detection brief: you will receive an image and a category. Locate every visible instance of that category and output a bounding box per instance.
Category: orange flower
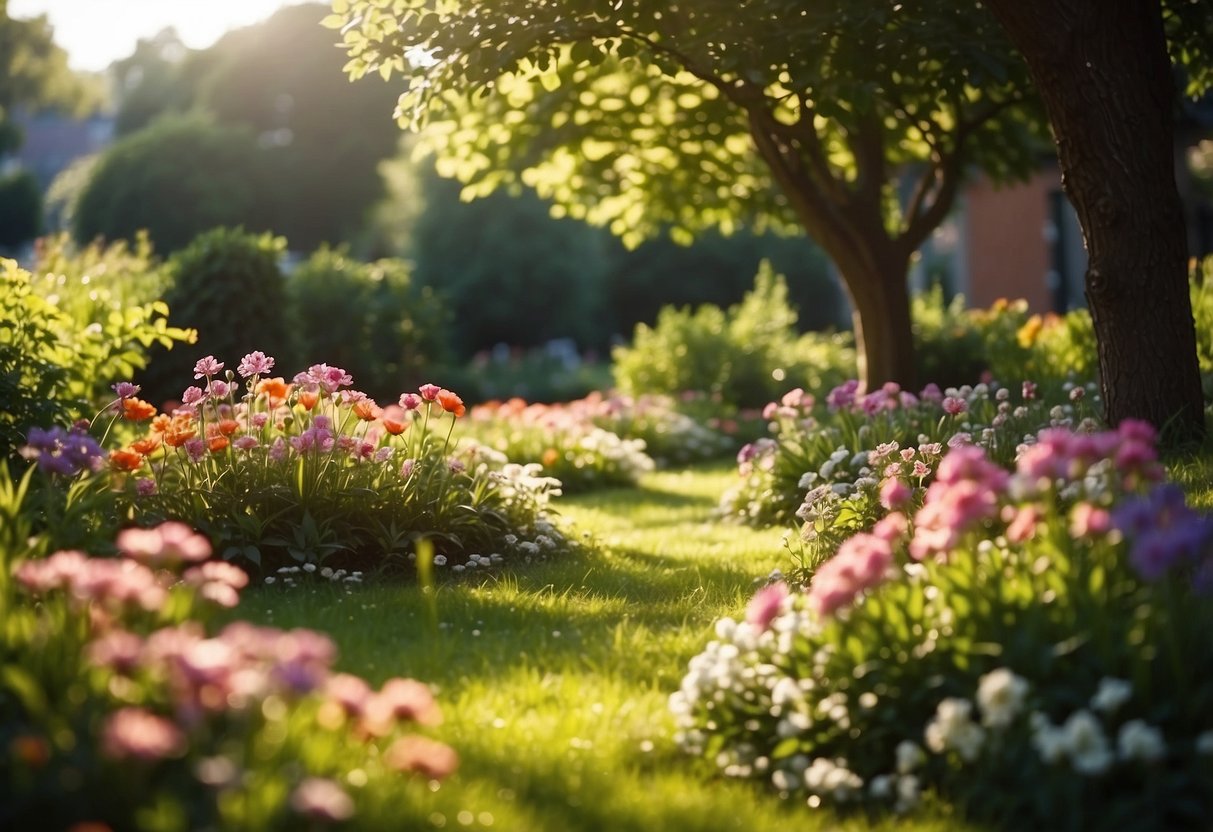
[436,389,465,418]
[216,418,241,436]
[11,734,51,769]
[162,414,196,448]
[381,416,410,435]
[121,398,157,421]
[207,435,230,453]
[542,448,560,467]
[297,389,319,411]
[150,414,173,435]
[130,436,161,455]
[109,449,144,472]
[352,399,381,421]
[256,377,290,406]
[1016,314,1044,349]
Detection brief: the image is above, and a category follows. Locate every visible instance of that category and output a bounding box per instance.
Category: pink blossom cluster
[293,363,354,395]
[909,446,1010,561]
[16,550,169,613]
[1016,419,1163,490]
[807,514,905,617]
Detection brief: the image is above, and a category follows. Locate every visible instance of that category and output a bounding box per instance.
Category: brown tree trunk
[836,254,918,392]
[985,0,1205,441]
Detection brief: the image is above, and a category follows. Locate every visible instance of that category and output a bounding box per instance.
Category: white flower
[1062,710,1113,775]
[1030,712,1067,764]
[303,563,317,573]
[868,774,895,800]
[1197,732,1213,756]
[1117,720,1165,763]
[895,774,921,813]
[976,668,1030,729]
[804,757,863,801]
[433,554,447,566]
[1090,677,1133,714]
[924,698,986,762]
[895,740,926,774]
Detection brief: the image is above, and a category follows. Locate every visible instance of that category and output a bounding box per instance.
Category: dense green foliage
[0,170,41,248]
[138,229,290,404]
[289,247,451,401]
[613,264,855,409]
[73,116,269,253]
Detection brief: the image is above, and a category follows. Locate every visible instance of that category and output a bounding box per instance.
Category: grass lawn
[235,463,979,831]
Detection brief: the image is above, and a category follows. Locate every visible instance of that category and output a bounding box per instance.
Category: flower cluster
[673,421,1213,827]
[5,523,457,830]
[36,351,574,574]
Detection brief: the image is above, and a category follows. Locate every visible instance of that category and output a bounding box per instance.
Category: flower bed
[674,421,1213,829]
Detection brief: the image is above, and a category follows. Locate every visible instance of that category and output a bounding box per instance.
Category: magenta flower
[135,477,157,496]
[399,392,422,411]
[102,708,186,762]
[193,355,224,379]
[745,582,789,633]
[237,350,275,378]
[400,458,416,478]
[112,381,141,399]
[418,383,441,402]
[233,436,259,452]
[826,380,860,411]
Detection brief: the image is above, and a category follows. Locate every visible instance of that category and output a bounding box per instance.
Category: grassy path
[237,463,972,831]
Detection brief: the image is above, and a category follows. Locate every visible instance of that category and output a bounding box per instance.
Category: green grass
[234,463,979,831]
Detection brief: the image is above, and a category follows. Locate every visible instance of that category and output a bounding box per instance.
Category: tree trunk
[836,254,918,392]
[985,0,1205,441]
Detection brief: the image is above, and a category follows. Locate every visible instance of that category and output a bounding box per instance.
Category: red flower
[109,449,145,472]
[436,389,465,418]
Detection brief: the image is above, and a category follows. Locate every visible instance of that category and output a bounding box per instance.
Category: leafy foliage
[289,247,452,402]
[612,263,856,409]
[138,228,291,405]
[0,170,41,249]
[73,116,271,253]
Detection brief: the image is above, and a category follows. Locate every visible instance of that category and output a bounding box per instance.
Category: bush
[0,257,191,465]
[0,170,42,249]
[612,262,856,410]
[675,422,1213,830]
[139,228,292,406]
[1,510,457,831]
[72,116,270,253]
[289,247,451,402]
[446,344,613,405]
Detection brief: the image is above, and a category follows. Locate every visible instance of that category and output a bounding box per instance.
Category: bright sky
[9,0,308,72]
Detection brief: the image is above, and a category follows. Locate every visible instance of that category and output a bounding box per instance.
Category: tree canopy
[328,0,1046,387]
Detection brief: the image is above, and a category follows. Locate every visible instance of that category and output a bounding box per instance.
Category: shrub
[139,228,292,406]
[674,422,1213,830]
[0,170,42,249]
[911,286,988,389]
[72,116,270,253]
[90,353,572,574]
[288,247,451,402]
[446,343,613,405]
[0,516,456,831]
[612,263,856,410]
[0,257,191,465]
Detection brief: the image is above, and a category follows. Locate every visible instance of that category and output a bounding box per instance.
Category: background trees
[330,0,1045,389]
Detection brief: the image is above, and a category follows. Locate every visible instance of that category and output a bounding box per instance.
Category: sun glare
[8,0,304,72]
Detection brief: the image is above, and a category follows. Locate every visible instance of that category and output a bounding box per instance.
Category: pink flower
[400,458,416,479]
[237,351,275,378]
[87,629,144,673]
[418,383,441,402]
[1069,386,1085,402]
[251,412,269,429]
[399,392,422,411]
[365,678,442,730]
[208,380,231,399]
[193,356,223,379]
[1005,504,1042,543]
[1070,502,1112,538]
[290,778,355,823]
[872,512,908,542]
[101,708,186,761]
[384,735,460,779]
[233,436,259,451]
[117,521,212,567]
[269,437,288,462]
[181,386,205,407]
[807,531,894,618]
[909,446,1007,561]
[880,478,912,510]
[326,673,373,717]
[919,383,944,403]
[135,478,157,496]
[942,396,968,416]
[1022,380,1038,401]
[745,583,788,633]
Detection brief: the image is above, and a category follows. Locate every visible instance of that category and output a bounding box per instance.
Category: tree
[328,0,1045,389]
[983,0,1211,438]
[0,0,97,153]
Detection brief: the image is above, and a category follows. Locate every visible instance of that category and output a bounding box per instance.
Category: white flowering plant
[674,421,1213,830]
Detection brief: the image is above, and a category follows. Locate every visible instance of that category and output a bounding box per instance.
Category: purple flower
[135,478,157,496]
[237,351,275,378]
[184,438,206,463]
[826,380,860,411]
[112,381,141,399]
[20,426,105,476]
[1113,484,1213,584]
[194,355,224,379]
